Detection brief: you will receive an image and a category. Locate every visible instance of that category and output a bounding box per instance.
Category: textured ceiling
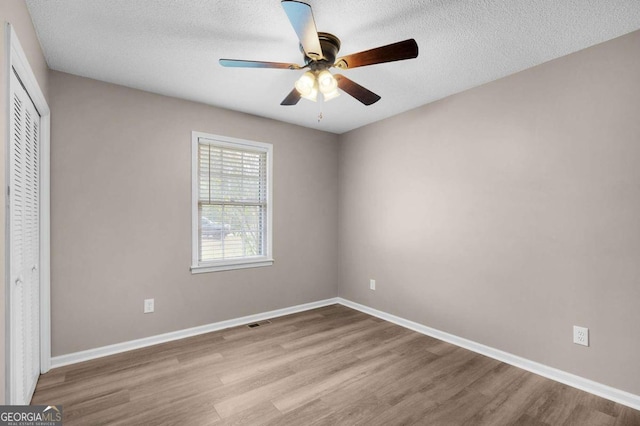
[26,0,640,134]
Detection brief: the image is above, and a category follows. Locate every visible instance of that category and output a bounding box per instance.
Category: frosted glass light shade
[322,88,340,101]
[295,71,316,97]
[317,70,338,94]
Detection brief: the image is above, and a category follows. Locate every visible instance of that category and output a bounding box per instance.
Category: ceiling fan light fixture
[220,1,419,107]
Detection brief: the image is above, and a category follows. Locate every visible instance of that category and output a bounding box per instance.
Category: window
[191,132,273,273]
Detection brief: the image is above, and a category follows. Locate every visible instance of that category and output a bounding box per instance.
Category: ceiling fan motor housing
[302,32,341,70]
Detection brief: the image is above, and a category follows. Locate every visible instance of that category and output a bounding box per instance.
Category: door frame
[4,23,51,402]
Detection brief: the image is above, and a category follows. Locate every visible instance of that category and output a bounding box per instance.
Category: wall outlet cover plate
[573,325,589,347]
[144,298,155,314]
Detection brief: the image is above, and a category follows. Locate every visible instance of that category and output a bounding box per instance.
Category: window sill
[191,258,274,274]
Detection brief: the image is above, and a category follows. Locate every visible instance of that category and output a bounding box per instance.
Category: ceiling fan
[219,0,419,106]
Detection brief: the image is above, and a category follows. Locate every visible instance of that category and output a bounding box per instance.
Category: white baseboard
[51,297,339,368]
[50,295,640,412]
[337,297,640,412]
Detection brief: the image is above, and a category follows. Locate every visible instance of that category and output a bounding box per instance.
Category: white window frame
[191,131,273,273]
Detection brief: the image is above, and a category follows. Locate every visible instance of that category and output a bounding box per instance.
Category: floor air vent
[247,320,272,328]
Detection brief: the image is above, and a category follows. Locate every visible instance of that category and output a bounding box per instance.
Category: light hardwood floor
[32,305,640,425]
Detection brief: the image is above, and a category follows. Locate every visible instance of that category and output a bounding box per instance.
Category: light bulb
[317,70,338,94]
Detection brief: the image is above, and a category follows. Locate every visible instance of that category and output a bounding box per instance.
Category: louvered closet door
[9,70,41,405]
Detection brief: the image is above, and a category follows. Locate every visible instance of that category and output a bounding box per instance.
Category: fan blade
[281,88,301,105]
[281,1,323,59]
[219,59,301,69]
[334,39,418,69]
[334,74,381,105]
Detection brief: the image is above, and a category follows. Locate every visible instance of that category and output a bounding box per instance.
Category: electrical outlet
[573,326,589,347]
[369,279,376,291]
[144,298,154,314]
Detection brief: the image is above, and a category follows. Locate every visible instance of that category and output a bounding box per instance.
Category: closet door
[9,69,41,405]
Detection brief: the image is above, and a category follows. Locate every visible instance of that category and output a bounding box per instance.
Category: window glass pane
[199,204,265,262]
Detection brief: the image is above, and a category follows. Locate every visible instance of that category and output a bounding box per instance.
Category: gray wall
[0,0,49,403]
[338,30,640,395]
[48,71,339,356]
